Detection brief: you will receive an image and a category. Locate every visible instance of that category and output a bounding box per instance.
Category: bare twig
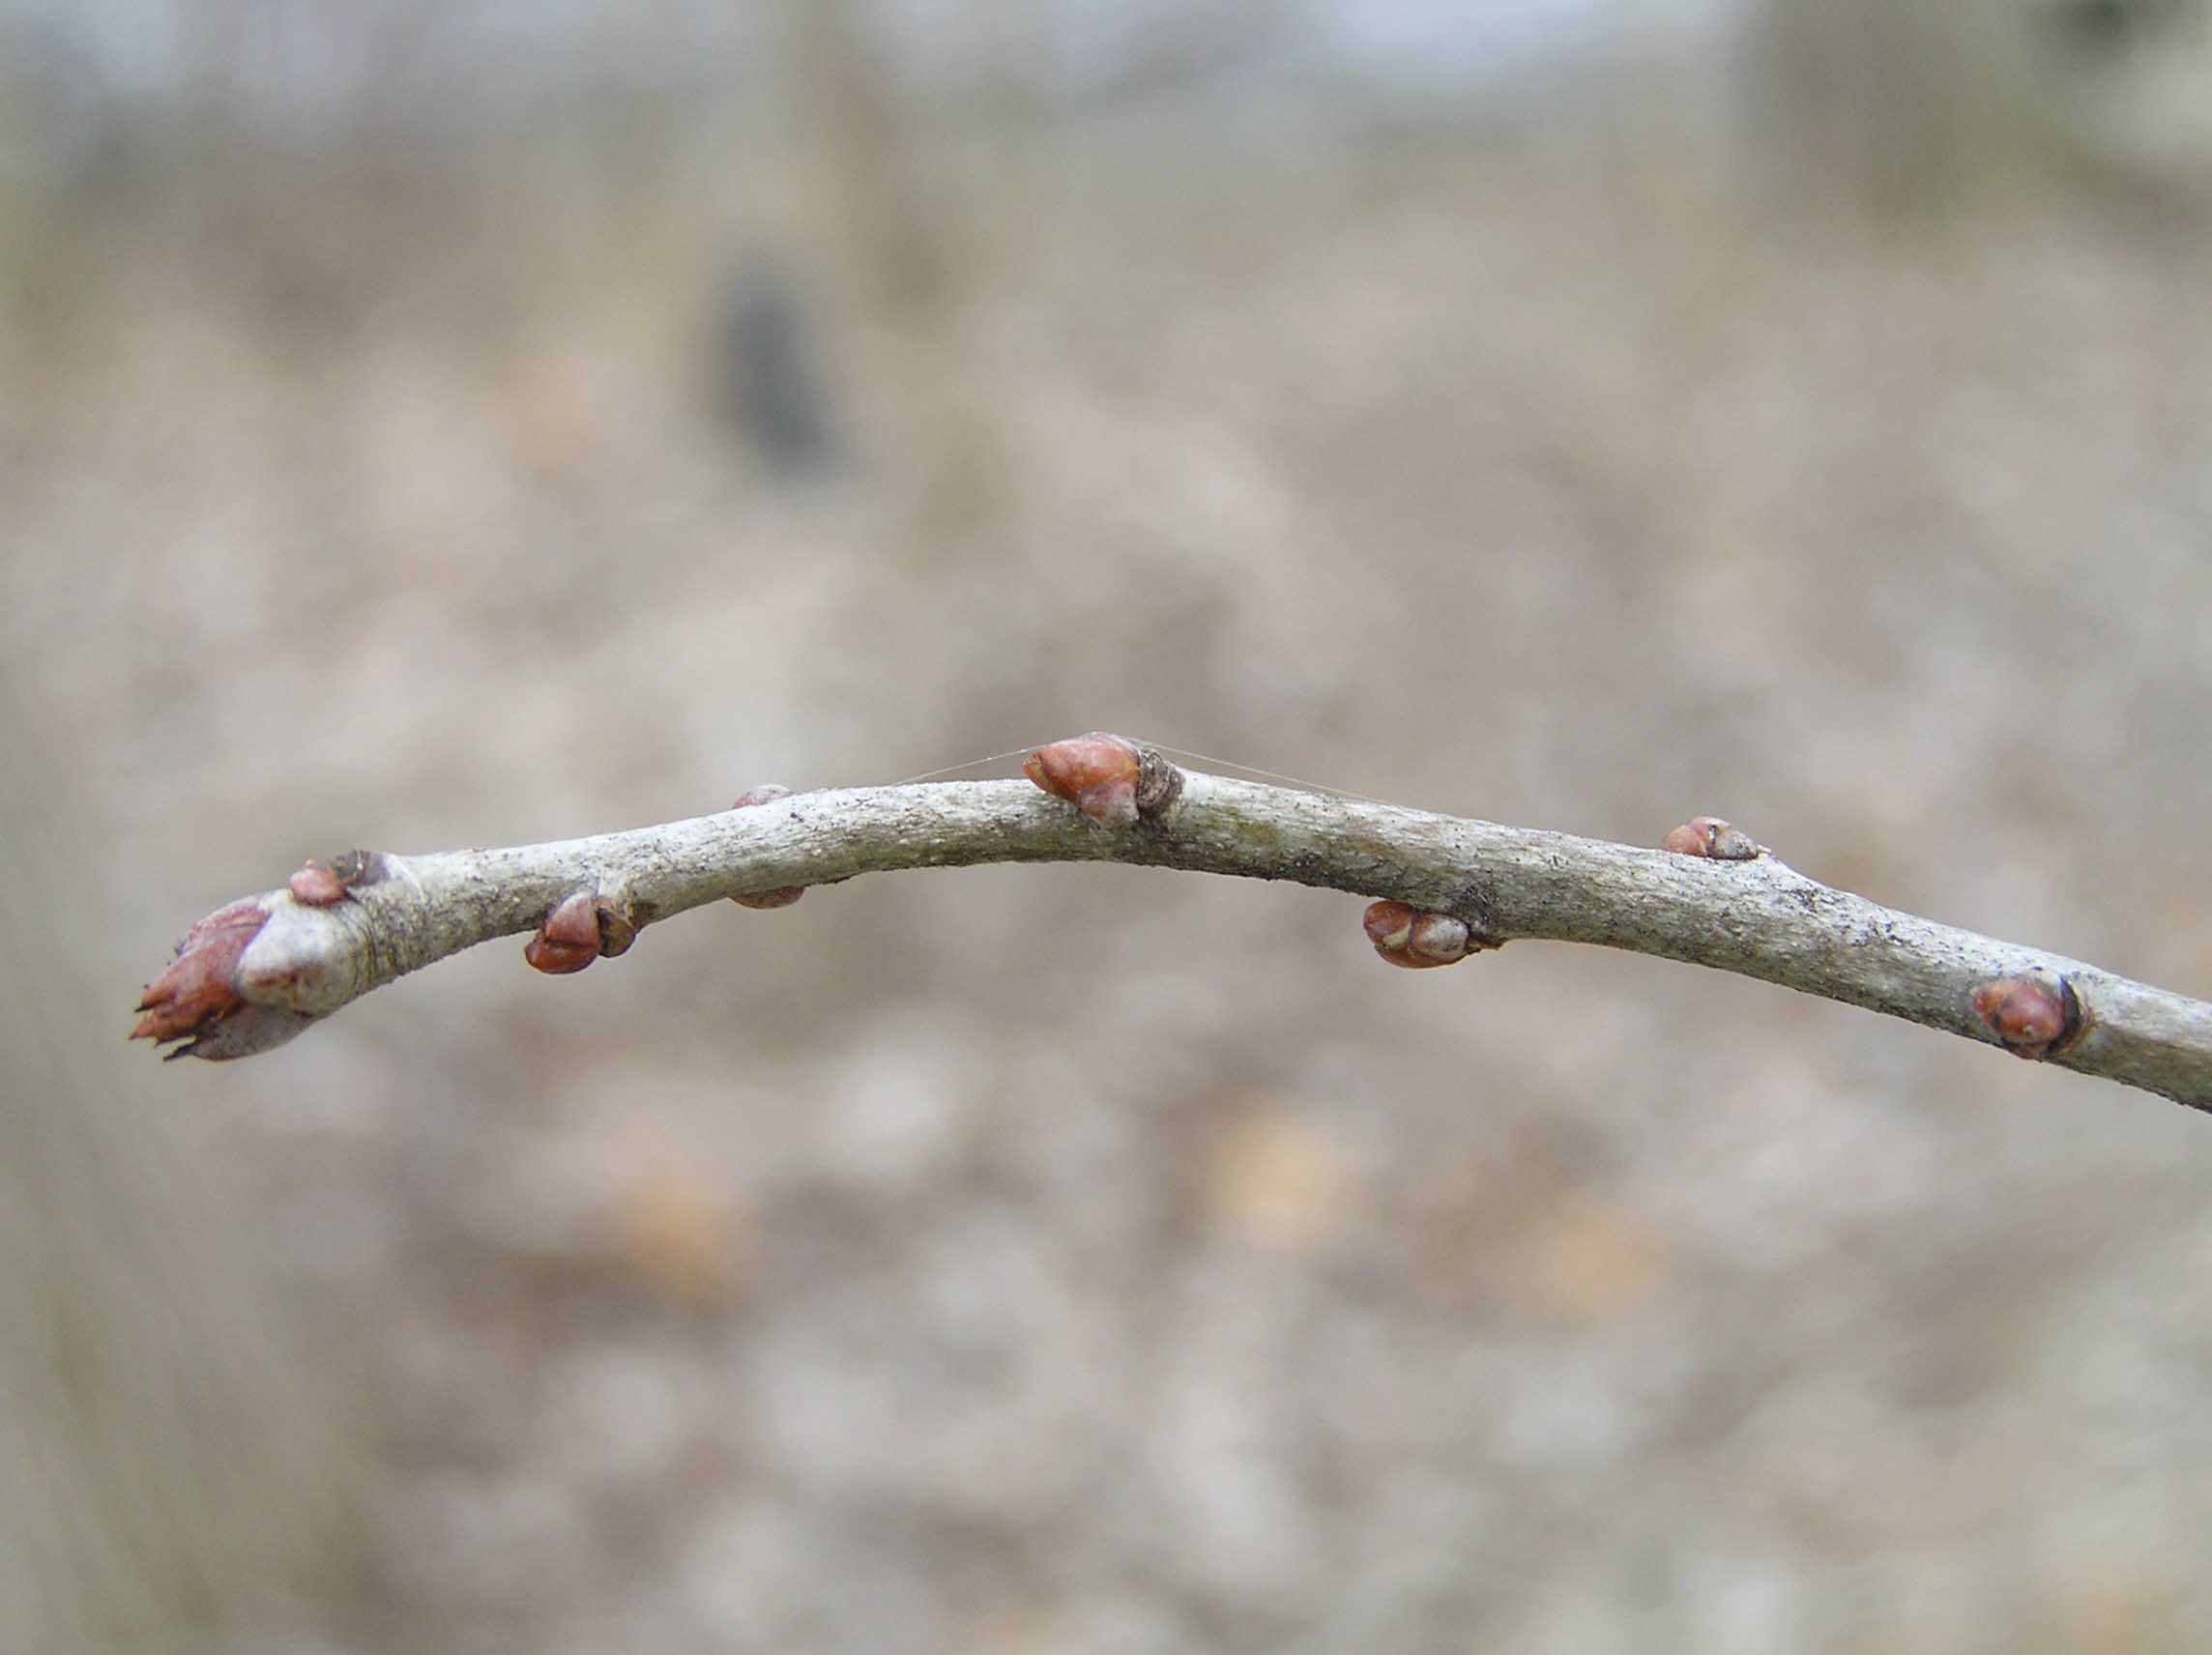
[132,739,2212,1110]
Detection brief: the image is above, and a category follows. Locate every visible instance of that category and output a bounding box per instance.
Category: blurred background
[7,1,2212,1650]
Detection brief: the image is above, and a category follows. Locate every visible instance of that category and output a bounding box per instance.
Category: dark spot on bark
[333,849,394,888]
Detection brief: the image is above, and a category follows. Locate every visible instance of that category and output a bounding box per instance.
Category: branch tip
[131,897,293,1057]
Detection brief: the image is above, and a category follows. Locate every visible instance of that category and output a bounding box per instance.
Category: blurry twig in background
[711,255,849,479]
[1751,0,2212,219]
[778,0,1006,544]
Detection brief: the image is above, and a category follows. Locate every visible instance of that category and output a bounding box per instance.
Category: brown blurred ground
[8,7,2212,1652]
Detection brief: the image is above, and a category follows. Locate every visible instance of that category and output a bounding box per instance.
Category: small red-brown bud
[525,891,605,974]
[1662,816,1760,859]
[133,897,323,1060]
[1023,732,1181,828]
[1970,973,2080,1060]
[731,784,805,909]
[288,860,349,907]
[132,898,270,1045]
[1362,899,1476,969]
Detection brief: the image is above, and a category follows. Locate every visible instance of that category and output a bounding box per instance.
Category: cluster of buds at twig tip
[729,785,806,910]
[1662,816,1761,860]
[525,890,638,975]
[1023,732,1183,828]
[131,898,322,1060]
[132,898,266,1044]
[1970,973,2082,1061]
[1362,900,1486,970]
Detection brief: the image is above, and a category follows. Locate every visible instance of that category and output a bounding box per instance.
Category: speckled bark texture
[155,769,2212,1109]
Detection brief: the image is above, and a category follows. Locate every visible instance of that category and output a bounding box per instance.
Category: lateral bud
[1362,899,1482,970]
[1662,815,1761,860]
[288,848,393,908]
[525,890,638,974]
[1023,732,1182,828]
[1970,973,2082,1060]
[288,859,350,907]
[730,784,806,909]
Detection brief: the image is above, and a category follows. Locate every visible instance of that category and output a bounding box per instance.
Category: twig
[131,736,2212,1110]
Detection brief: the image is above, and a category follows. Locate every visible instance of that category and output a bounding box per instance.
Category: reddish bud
[287,849,393,908]
[288,860,349,907]
[134,895,327,1060]
[525,890,642,973]
[1662,816,1760,859]
[1023,732,1181,828]
[1362,899,1477,969]
[525,891,606,974]
[132,898,270,1048]
[1970,974,2080,1060]
[730,784,806,909]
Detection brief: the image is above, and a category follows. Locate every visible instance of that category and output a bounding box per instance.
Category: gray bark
[168,768,2212,1110]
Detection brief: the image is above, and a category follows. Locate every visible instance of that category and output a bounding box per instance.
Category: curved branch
[131,743,2212,1110]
